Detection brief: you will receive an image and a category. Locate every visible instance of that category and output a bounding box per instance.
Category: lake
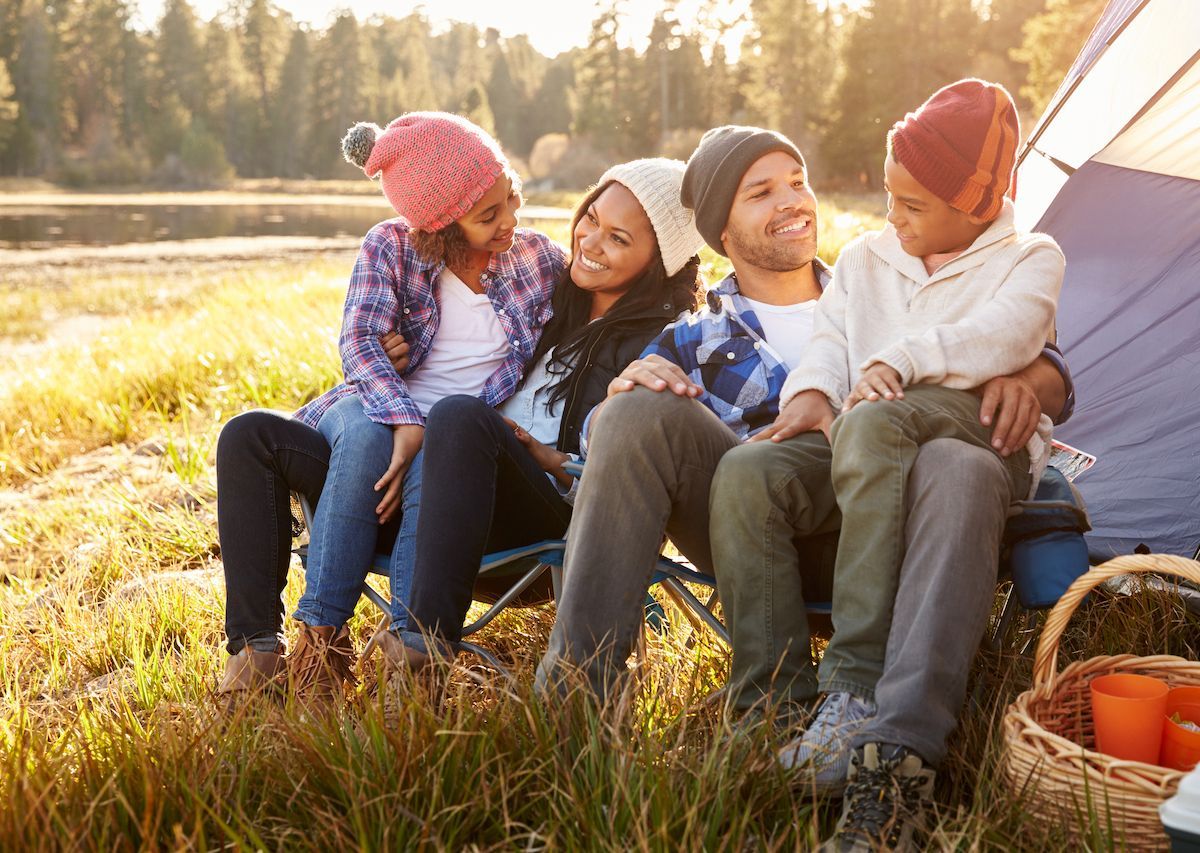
[0,199,571,250]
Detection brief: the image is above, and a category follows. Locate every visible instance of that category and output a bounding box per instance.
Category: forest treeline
[0,0,1105,189]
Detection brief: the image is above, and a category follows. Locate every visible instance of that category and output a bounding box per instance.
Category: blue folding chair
[293,486,730,678]
[293,463,1089,678]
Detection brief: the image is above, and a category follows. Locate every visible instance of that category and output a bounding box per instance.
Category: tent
[1015,0,1200,559]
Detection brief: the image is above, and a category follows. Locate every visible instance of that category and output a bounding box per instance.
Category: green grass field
[2,197,1197,849]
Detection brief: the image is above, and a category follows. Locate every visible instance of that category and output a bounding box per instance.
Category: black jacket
[553,299,683,455]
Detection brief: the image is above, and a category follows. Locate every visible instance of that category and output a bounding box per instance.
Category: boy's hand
[375,424,424,522]
[843,362,905,410]
[381,331,410,374]
[606,354,702,399]
[976,374,1040,458]
[750,390,835,443]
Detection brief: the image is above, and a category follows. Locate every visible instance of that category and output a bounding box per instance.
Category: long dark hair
[525,180,702,406]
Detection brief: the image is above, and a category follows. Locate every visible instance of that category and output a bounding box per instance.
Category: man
[534,128,1070,742]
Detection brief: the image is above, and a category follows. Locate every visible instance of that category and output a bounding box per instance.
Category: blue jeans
[292,394,423,631]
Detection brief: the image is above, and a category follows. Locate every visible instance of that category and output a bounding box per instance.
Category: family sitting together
[213,78,1073,850]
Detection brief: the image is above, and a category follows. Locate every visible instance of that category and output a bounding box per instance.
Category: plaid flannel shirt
[638,262,834,441]
[295,221,566,428]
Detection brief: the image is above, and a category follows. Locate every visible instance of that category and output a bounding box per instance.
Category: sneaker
[288,623,357,706]
[824,743,936,852]
[778,691,877,792]
[215,645,286,709]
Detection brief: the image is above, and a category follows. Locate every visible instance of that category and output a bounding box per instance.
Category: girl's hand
[842,363,905,411]
[375,424,424,522]
[381,331,410,374]
[501,417,573,489]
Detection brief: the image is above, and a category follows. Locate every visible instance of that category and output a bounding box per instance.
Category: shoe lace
[841,757,925,846]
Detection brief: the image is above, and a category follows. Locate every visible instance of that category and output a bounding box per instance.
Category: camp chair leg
[361,580,391,620]
[460,562,551,638]
[989,585,1019,652]
[659,577,730,645]
[454,640,515,683]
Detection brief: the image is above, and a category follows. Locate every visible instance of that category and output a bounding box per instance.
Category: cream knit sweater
[781,199,1065,487]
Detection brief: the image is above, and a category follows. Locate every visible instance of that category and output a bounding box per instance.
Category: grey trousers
[712,434,1012,764]
[534,388,740,698]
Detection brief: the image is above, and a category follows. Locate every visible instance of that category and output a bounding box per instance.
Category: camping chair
[292,482,730,679]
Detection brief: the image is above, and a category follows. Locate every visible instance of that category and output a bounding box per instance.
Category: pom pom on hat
[344,112,509,231]
[597,158,705,277]
[342,122,382,171]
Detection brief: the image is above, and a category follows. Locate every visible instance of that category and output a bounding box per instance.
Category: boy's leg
[217,410,330,654]
[535,387,740,700]
[293,394,394,629]
[818,385,1030,698]
[853,438,1011,764]
[709,433,840,716]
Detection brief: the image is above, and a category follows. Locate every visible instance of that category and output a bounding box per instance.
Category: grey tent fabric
[1038,161,1200,557]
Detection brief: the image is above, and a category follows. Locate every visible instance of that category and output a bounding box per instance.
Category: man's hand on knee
[606,354,702,399]
[975,375,1041,458]
[751,390,835,443]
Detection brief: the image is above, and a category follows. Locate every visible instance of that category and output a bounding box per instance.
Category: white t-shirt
[741,297,819,370]
[404,268,511,416]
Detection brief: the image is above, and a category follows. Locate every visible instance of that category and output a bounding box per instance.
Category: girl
[215,112,565,704]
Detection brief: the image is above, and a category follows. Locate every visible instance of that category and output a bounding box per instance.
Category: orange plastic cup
[1161,687,1200,771]
[1090,673,1169,763]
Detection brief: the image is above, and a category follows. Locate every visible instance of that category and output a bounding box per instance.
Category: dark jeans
[401,395,573,650]
[215,409,400,654]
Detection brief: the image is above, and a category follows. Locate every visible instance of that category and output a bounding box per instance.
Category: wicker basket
[1002,553,1200,848]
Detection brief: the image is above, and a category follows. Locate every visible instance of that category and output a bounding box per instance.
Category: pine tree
[5,0,58,175]
[269,27,311,177]
[308,12,366,178]
[0,59,19,155]
[571,2,626,155]
[1013,0,1106,115]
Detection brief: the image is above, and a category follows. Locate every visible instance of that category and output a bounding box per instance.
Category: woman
[360,158,706,670]
[215,112,565,705]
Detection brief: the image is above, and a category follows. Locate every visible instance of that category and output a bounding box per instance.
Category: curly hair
[409,222,473,269]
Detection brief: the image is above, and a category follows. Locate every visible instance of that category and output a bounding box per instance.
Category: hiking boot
[288,623,357,706]
[778,691,877,793]
[216,645,286,709]
[823,743,936,852]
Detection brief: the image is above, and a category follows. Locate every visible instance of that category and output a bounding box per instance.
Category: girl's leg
[216,410,330,654]
[293,394,394,629]
[401,395,573,647]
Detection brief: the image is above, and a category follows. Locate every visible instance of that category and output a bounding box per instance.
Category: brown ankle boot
[288,623,357,705]
[361,628,431,673]
[216,646,286,708]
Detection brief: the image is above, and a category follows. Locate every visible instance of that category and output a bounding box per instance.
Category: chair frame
[294,494,730,679]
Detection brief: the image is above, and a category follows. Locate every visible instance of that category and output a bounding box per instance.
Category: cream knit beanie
[597,158,705,276]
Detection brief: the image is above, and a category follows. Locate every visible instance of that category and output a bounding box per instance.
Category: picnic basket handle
[1031,553,1200,693]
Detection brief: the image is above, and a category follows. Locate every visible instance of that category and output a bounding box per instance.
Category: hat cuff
[890,126,1002,220]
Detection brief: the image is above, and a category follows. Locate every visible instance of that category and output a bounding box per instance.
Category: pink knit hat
[342,112,510,232]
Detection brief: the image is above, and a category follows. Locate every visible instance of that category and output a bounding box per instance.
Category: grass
[2,202,1195,849]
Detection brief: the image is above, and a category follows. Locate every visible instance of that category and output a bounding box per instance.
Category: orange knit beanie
[888,79,1019,222]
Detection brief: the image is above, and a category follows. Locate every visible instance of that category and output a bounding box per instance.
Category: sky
[132,0,756,58]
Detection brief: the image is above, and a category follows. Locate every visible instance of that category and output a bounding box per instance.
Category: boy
[776,79,1064,848]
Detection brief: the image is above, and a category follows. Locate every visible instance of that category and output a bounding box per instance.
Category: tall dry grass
[2,200,1195,849]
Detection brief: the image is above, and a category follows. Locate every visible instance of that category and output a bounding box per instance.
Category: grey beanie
[680,125,807,256]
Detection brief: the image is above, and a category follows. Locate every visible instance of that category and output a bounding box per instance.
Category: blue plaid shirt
[639,262,834,440]
[295,221,566,428]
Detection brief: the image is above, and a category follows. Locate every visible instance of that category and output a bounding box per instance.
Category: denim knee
[216,409,278,465]
[425,394,492,437]
[319,395,393,461]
